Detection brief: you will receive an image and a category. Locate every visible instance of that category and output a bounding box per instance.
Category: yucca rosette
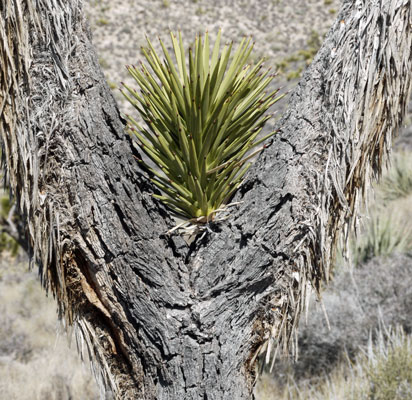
[121,31,282,222]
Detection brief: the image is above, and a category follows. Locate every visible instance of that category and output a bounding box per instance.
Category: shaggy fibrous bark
[1,0,411,398]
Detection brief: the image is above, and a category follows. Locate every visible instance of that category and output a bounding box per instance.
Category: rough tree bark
[1,0,412,398]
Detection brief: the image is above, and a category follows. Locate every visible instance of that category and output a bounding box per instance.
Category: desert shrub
[0,231,19,255]
[257,327,412,400]
[266,253,412,391]
[350,210,412,267]
[380,152,412,201]
[360,326,412,400]
[0,194,20,256]
[0,260,100,399]
[0,310,32,361]
[334,151,412,269]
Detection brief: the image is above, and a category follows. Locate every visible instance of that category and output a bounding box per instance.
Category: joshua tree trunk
[1,0,411,398]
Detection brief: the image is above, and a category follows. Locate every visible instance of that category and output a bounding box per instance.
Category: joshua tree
[1,0,411,399]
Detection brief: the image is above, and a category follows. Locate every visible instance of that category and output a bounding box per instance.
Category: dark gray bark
[1,0,412,399]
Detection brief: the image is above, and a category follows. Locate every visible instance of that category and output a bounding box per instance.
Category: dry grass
[380,152,412,201]
[256,327,412,400]
[349,207,412,266]
[0,258,99,400]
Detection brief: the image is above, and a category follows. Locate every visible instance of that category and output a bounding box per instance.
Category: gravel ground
[84,0,412,149]
[85,0,341,113]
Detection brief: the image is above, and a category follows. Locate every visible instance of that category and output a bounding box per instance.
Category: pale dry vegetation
[256,326,412,400]
[0,259,99,400]
[348,151,412,267]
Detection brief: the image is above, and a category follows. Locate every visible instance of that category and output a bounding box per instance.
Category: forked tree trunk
[1,0,411,398]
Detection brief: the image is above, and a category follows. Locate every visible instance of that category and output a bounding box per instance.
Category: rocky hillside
[85,0,341,113]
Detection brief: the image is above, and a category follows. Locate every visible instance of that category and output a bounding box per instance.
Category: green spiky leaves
[121,31,282,222]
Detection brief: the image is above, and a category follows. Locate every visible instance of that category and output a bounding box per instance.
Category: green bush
[121,31,282,222]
